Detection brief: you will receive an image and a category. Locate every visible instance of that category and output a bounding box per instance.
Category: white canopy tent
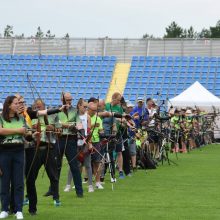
[169,81,220,139]
[169,81,220,111]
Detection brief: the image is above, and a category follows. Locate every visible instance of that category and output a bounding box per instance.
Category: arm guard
[47,108,61,115]
[113,112,123,118]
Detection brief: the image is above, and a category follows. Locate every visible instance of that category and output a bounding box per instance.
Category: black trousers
[25,146,59,213]
[122,139,131,175]
[55,137,83,196]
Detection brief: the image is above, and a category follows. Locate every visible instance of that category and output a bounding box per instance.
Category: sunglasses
[19,101,26,104]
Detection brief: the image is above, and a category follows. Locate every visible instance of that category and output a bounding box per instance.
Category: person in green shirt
[183,109,196,151]
[88,102,104,189]
[26,99,61,214]
[0,96,27,220]
[105,92,125,179]
[13,94,65,212]
[45,92,83,198]
[170,109,184,153]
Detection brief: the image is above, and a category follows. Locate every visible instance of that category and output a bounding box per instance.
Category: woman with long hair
[64,98,94,192]
[0,96,27,220]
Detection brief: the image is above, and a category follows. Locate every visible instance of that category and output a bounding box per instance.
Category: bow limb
[36,117,41,149]
[62,91,68,118]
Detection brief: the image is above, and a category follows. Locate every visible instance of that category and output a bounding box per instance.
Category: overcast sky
[0,0,219,38]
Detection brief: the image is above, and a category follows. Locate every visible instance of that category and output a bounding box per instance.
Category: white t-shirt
[147,108,157,127]
[79,113,87,136]
[77,113,88,146]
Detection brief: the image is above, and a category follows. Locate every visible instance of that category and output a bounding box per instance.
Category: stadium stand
[123,56,220,103]
[0,55,116,106]
[1,54,220,106]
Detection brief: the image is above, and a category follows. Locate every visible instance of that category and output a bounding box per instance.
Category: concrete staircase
[106,63,130,102]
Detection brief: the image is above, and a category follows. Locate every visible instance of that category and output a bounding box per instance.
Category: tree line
[1,20,220,39]
[0,26,69,39]
[143,20,220,39]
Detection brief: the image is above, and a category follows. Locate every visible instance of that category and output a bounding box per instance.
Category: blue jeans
[0,149,24,212]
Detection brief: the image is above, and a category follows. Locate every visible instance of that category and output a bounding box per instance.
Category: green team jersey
[91,114,103,143]
[184,116,194,130]
[171,116,181,130]
[32,115,56,144]
[0,115,26,145]
[55,106,81,135]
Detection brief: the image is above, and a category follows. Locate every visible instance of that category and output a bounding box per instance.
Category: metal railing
[1,38,220,62]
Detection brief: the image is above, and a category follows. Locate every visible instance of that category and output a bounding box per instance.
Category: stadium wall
[1,38,220,62]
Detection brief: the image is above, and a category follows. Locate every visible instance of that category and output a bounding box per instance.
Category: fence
[1,38,220,62]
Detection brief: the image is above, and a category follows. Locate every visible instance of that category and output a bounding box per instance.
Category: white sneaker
[15,212,23,220]
[96,182,104,190]
[0,211,8,219]
[111,177,117,183]
[88,185,94,193]
[64,185,71,192]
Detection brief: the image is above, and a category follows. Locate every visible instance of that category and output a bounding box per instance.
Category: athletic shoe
[77,194,83,198]
[83,178,88,184]
[96,182,104,189]
[53,200,61,207]
[0,211,8,219]
[111,177,117,183]
[43,191,53,197]
[15,212,23,220]
[119,171,125,179]
[29,211,37,216]
[64,185,71,192]
[127,173,132,177]
[23,198,29,206]
[88,185,94,193]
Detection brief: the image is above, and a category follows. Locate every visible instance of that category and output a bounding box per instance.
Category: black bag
[137,149,157,169]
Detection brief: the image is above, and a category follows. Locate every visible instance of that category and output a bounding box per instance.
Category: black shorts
[91,142,104,163]
[115,136,124,153]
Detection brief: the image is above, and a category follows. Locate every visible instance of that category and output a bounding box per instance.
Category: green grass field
[22,144,220,220]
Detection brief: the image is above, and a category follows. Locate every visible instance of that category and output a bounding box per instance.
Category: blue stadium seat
[145,56,152,62]
[132,56,139,61]
[189,56,196,61]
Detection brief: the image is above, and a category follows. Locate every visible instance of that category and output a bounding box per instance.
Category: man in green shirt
[105,92,125,179]
[26,99,60,213]
[51,92,83,198]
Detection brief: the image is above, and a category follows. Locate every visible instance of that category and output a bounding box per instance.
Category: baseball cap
[88,97,98,103]
[127,102,135,108]
[137,97,144,102]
